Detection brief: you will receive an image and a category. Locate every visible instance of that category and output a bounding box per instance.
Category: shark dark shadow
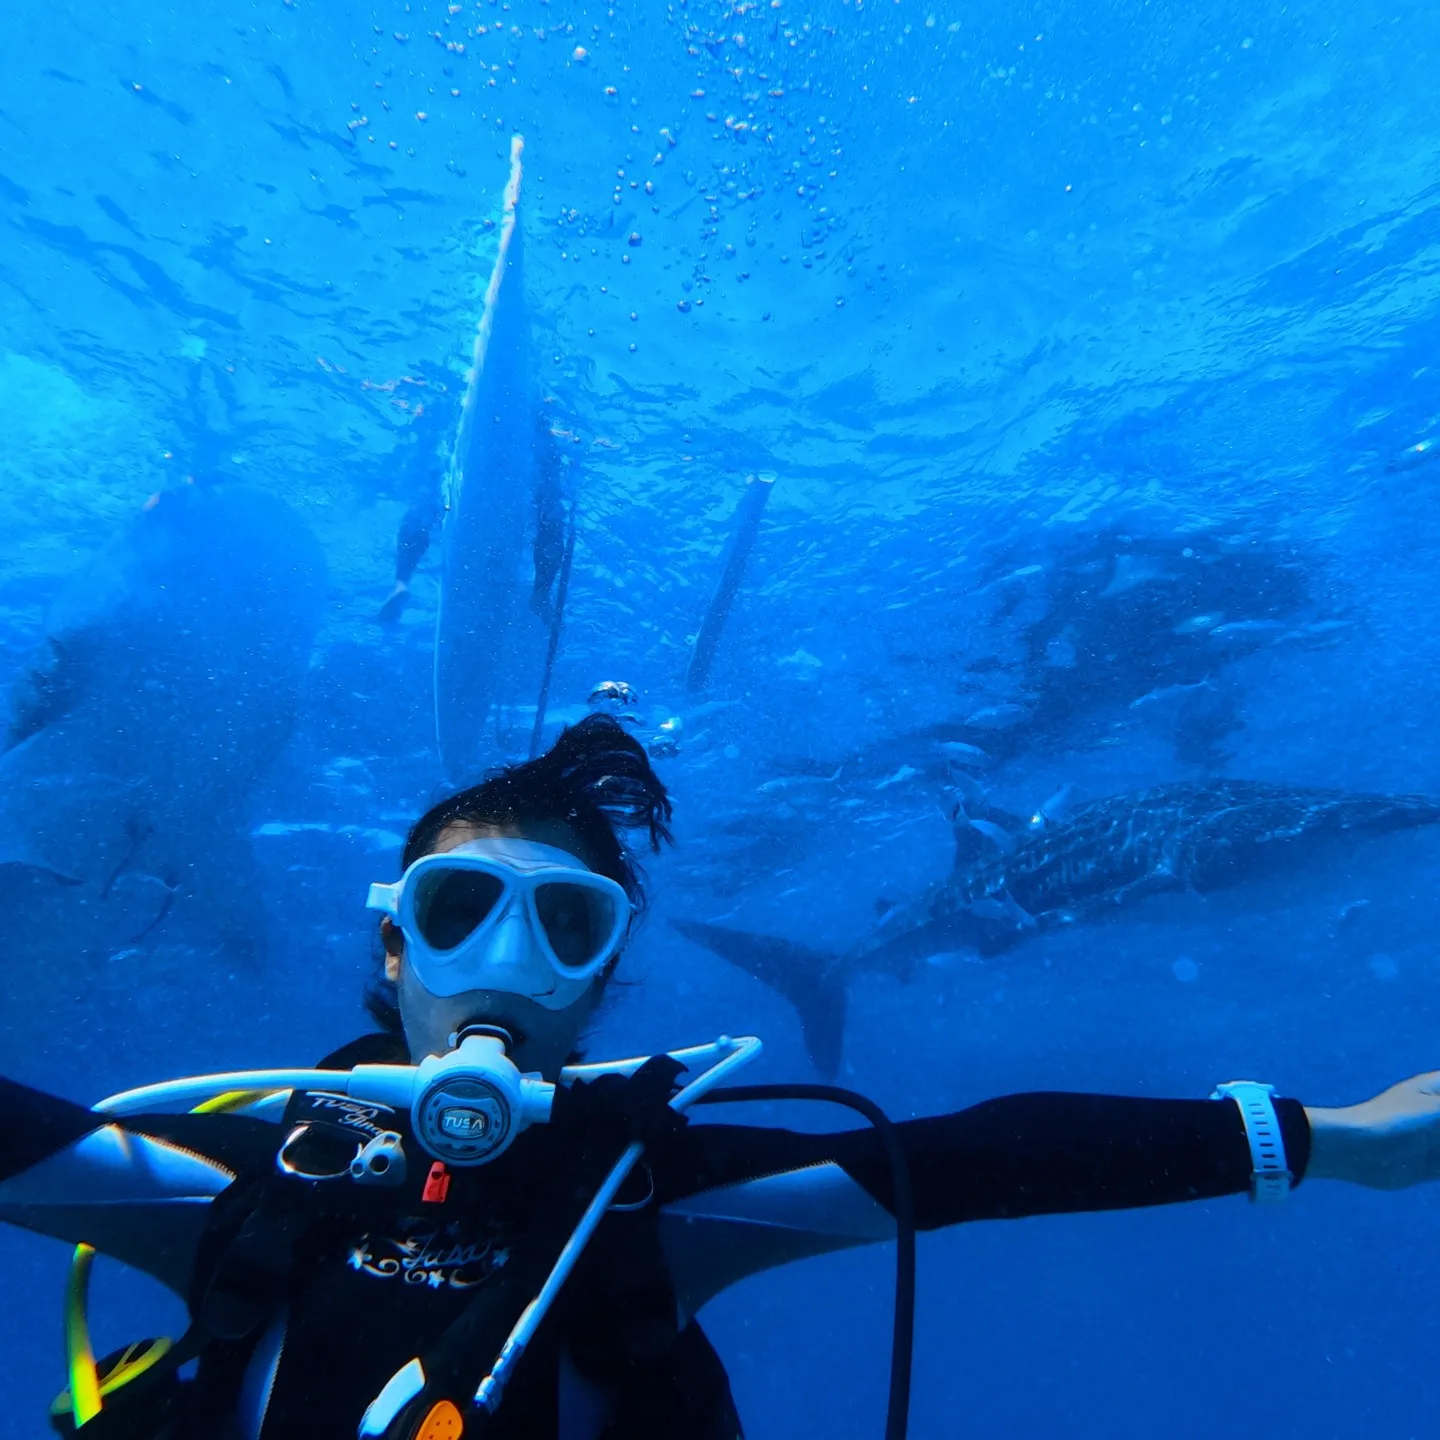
[0,481,325,1051]
[674,779,1440,1078]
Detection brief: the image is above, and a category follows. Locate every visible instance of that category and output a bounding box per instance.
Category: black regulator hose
[697,1084,916,1440]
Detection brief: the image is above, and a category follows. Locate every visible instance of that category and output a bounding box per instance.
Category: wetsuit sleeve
[657,1093,1311,1230]
[0,1077,105,1181]
[0,1078,273,1297]
[825,1092,1310,1227]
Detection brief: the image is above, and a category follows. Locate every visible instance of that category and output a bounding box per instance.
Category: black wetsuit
[0,1035,1310,1440]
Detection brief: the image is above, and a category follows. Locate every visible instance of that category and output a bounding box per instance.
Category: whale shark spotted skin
[673,780,1440,1078]
[0,482,325,999]
[951,780,1440,944]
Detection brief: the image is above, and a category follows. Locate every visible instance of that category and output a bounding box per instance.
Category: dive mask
[366,839,631,1009]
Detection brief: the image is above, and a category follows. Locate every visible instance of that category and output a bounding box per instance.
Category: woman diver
[5,713,1440,1440]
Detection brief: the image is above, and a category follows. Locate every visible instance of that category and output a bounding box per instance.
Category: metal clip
[277,1123,353,1182]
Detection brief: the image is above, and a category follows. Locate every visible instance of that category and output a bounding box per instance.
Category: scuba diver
[6,714,1440,1440]
[378,404,571,626]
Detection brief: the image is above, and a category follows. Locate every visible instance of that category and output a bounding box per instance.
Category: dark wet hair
[365,715,673,1032]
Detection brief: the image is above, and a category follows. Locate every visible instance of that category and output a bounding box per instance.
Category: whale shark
[0,481,326,986]
[673,780,1440,1077]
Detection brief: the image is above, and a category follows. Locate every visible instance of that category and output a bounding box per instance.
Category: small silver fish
[967,890,1037,930]
[1172,613,1224,636]
[1130,678,1218,711]
[963,703,1028,730]
[1274,619,1353,648]
[1390,437,1440,472]
[1100,553,1174,598]
[1043,636,1078,669]
[876,764,919,790]
[757,768,842,795]
[1208,619,1286,640]
[1027,783,1075,831]
[966,815,1016,853]
[938,740,994,767]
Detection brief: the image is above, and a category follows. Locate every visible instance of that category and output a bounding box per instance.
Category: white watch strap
[1211,1080,1292,1204]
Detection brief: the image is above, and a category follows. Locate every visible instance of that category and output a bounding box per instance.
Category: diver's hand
[1305,1072,1440,1189]
[551,1054,690,1156]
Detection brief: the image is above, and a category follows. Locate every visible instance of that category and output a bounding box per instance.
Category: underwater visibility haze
[4,0,1440,1435]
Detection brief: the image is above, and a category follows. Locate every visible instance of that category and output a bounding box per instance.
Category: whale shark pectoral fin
[671,918,847,1080]
[0,854,83,888]
[103,871,179,945]
[1109,867,1184,907]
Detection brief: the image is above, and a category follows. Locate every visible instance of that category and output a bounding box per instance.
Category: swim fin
[670,918,847,1079]
[376,582,410,624]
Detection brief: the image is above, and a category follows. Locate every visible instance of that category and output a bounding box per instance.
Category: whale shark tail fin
[670,918,847,1079]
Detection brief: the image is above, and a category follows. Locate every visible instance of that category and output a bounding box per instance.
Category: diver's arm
[0,1077,104,1180]
[661,1091,1308,1232]
[0,1076,263,1296]
[1304,1071,1440,1189]
[823,1092,1311,1226]
[657,1092,1307,1311]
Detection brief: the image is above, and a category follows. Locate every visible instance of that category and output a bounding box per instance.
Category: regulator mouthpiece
[411,1031,554,1167]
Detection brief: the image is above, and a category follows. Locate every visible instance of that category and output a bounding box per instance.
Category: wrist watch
[1211,1080,1292,1204]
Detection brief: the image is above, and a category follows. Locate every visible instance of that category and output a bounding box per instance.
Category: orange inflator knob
[415,1399,464,1440]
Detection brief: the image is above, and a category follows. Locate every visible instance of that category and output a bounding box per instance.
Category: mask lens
[412,867,506,952]
[534,882,618,972]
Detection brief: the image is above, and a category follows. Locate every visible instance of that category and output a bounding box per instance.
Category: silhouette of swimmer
[377,407,570,625]
[376,400,449,624]
[530,417,568,626]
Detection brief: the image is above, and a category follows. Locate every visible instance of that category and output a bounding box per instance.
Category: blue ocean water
[5,0,1440,1435]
